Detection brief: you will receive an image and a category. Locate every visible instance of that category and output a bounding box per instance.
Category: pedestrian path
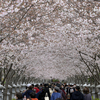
[0,82,99,100]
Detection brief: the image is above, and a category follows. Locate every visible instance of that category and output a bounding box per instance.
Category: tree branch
[79,51,100,84]
[0,4,34,43]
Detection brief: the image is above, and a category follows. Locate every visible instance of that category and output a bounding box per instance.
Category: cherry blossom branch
[0,4,34,43]
[79,51,100,84]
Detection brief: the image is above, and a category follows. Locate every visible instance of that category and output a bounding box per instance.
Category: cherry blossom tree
[0,0,100,82]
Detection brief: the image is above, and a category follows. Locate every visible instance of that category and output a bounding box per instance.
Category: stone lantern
[96,85,100,100]
[19,82,22,92]
[91,84,95,99]
[76,84,79,86]
[80,84,83,92]
[0,83,5,100]
[83,83,88,88]
[7,85,12,100]
[16,84,20,92]
[21,83,26,92]
[83,83,87,87]
[12,84,17,99]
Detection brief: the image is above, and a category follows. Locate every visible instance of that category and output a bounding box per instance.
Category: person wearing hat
[50,86,61,100]
[71,86,84,100]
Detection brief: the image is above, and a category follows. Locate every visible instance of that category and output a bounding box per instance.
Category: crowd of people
[15,82,92,100]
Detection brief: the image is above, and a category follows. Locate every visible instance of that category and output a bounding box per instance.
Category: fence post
[91,84,95,99]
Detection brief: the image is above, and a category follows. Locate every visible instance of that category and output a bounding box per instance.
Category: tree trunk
[3,77,8,100]
[0,68,2,82]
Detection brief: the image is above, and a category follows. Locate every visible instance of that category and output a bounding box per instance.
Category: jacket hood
[74,91,82,96]
[72,91,84,100]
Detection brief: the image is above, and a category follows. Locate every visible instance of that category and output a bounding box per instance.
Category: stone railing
[0,81,40,100]
[0,82,27,100]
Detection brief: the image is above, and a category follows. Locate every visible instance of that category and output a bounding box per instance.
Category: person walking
[65,84,70,100]
[44,84,51,100]
[34,84,40,93]
[71,86,84,100]
[30,92,38,100]
[22,84,34,99]
[69,85,75,100]
[51,86,62,100]
[59,86,67,100]
[83,87,92,100]
[38,87,46,100]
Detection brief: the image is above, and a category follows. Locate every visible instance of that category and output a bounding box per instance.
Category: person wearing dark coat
[56,82,61,88]
[69,85,75,100]
[38,87,46,100]
[65,85,70,100]
[71,86,84,100]
[66,85,70,95]
[22,85,34,99]
[44,84,51,100]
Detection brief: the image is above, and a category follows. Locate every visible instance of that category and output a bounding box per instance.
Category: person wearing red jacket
[34,85,40,93]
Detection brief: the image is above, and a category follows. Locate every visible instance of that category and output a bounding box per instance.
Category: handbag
[45,93,49,100]
[67,93,70,99]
